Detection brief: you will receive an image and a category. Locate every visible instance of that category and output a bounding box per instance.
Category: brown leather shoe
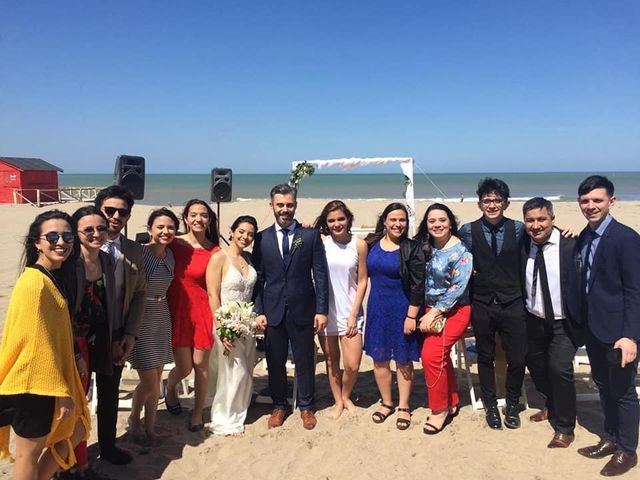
[548,432,575,448]
[529,409,549,422]
[267,408,287,429]
[300,410,317,430]
[578,439,618,459]
[600,451,637,477]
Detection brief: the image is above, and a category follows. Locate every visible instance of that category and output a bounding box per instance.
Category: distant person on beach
[313,200,368,419]
[94,185,146,465]
[67,206,116,478]
[458,178,527,430]
[252,184,329,430]
[206,215,260,436]
[0,210,90,480]
[165,199,220,432]
[415,203,472,435]
[571,176,639,477]
[520,197,584,449]
[364,203,424,431]
[128,208,179,443]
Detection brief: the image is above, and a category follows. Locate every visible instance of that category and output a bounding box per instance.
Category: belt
[146,295,167,302]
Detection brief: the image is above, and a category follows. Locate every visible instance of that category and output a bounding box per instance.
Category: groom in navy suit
[252,183,329,430]
[570,176,640,477]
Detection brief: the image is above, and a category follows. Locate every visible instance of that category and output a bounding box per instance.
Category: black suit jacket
[522,229,585,347]
[569,218,640,344]
[252,222,329,326]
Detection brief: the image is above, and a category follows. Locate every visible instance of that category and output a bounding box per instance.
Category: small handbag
[429,311,447,334]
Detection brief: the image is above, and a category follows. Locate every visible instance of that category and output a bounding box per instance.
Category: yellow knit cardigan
[0,267,90,468]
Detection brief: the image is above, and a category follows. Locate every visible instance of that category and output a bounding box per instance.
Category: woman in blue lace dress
[364,203,425,431]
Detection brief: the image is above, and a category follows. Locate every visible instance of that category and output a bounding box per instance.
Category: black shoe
[485,406,502,430]
[503,403,521,429]
[100,446,132,465]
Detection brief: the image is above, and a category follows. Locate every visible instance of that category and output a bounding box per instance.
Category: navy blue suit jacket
[252,222,329,326]
[570,218,640,344]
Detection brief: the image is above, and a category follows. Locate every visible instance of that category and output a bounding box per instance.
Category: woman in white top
[314,201,368,418]
[205,215,263,436]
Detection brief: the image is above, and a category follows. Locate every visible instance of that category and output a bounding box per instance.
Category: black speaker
[114,155,145,200]
[211,168,232,202]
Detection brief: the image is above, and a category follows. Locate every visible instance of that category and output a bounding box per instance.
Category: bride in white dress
[205,215,264,436]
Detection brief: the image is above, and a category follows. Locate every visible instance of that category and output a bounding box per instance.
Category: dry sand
[1,198,639,480]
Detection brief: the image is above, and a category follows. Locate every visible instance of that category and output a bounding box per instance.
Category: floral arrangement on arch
[289,161,315,189]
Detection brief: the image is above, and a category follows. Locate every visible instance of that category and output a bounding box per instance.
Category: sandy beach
[1,198,639,480]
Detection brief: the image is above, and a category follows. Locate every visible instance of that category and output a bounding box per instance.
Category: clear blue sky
[1,1,638,174]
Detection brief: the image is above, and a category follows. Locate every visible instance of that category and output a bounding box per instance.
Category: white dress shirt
[102,234,125,314]
[525,228,565,320]
[275,222,296,258]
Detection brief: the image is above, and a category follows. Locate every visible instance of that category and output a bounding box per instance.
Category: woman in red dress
[165,199,219,431]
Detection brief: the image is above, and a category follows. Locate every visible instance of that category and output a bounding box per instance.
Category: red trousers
[74,336,90,468]
[421,305,471,411]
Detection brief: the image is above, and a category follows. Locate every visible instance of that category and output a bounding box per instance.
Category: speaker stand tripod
[216,202,230,246]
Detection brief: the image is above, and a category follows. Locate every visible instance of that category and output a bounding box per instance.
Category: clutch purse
[430,312,447,333]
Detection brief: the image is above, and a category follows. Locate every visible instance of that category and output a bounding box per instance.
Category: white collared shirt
[525,228,565,320]
[275,223,295,258]
[101,234,125,313]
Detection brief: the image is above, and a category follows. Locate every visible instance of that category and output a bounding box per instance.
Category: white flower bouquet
[215,301,258,356]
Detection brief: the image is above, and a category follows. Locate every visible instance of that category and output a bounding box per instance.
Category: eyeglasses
[103,206,131,217]
[40,231,75,244]
[80,225,108,235]
[480,198,505,206]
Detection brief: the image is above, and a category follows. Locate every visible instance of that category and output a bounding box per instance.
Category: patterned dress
[130,247,175,370]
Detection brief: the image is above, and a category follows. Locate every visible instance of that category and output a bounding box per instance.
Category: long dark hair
[22,209,77,270]
[414,203,459,259]
[182,199,219,246]
[148,207,180,229]
[364,202,408,247]
[313,200,354,235]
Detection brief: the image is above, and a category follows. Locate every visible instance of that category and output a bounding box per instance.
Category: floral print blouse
[424,240,473,311]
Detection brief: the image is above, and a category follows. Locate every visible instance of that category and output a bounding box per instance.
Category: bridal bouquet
[215,301,258,356]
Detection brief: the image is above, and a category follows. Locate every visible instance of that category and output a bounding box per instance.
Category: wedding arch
[290,157,416,233]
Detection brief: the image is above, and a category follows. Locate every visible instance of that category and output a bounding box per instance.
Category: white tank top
[322,235,363,335]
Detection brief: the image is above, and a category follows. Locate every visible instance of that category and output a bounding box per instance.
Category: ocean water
[58,172,640,205]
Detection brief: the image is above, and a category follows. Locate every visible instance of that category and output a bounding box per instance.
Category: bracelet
[406,315,416,320]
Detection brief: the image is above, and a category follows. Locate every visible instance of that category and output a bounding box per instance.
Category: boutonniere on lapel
[291,236,304,254]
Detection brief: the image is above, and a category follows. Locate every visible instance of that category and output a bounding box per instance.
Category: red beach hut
[0,157,64,204]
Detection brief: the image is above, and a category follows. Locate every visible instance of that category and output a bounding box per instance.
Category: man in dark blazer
[571,176,639,477]
[94,185,147,465]
[521,197,585,449]
[252,183,329,430]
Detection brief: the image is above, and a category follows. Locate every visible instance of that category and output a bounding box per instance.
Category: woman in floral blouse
[415,203,473,435]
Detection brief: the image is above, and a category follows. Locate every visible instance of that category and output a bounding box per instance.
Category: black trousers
[96,365,124,453]
[471,298,527,407]
[525,313,577,434]
[265,310,315,411]
[586,332,639,454]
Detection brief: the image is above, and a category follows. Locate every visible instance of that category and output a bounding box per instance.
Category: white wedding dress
[208,256,257,435]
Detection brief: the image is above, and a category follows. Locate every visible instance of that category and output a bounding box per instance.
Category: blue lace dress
[364,241,421,364]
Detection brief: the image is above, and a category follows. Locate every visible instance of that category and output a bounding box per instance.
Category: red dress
[167,240,219,350]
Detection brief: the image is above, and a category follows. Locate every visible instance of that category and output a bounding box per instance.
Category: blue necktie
[282,228,290,262]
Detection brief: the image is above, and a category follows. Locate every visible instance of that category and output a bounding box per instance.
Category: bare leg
[340,333,363,412]
[396,362,414,423]
[12,435,46,480]
[38,418,86,480]
[318,334,344,418]
[191,348,211,427]
[143,368,164,439]
[166,347,193,405]
[372,361,393,416]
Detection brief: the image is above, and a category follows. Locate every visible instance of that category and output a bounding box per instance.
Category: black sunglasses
[103,206,131,217]
[80,225,108,235]
[41,231,75,244]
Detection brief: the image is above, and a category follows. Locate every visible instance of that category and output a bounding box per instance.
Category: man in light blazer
[94,185,146,465]
[252,184,329,430]
[570,176,640,477]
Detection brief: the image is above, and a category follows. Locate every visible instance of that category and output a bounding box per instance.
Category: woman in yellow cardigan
[0,210,90,480]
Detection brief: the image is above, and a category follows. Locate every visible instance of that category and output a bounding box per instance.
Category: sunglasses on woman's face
[80,225,108,235]
[40,231,75,244]
[103,206,131,217]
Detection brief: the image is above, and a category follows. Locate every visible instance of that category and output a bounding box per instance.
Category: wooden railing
[12,187,100,207]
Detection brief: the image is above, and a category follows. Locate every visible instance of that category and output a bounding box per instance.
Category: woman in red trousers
[415,203,473,435]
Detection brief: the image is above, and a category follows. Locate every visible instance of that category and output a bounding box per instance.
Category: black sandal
[396,407,411,431]
[423,413,452,435]
[371,402,395,424]
[165,397,182,415]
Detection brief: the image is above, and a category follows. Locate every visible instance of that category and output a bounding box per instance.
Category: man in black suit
[521,197,585,448]
[252,183,329,430]
[571,176,639,477]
